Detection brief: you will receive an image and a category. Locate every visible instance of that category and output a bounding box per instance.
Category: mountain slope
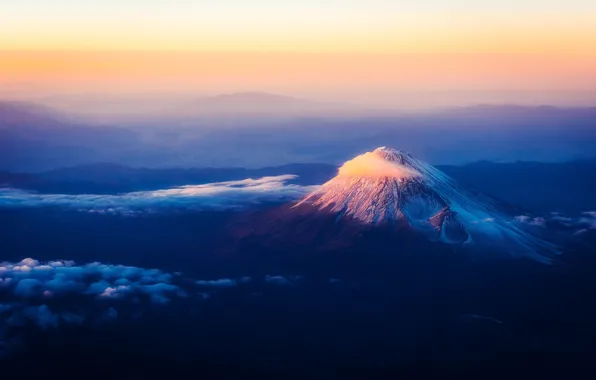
[0,101,70,131]
[233,147,558,263]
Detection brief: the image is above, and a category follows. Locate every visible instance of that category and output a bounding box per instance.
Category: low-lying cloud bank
[0,257,341,356]
[0,175,317,215]
[514,211,596,235]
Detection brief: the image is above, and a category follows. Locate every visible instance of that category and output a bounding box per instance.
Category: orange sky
[1,1,595,108]
[2,50,594,93]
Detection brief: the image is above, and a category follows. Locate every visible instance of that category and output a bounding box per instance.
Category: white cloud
[514,215,546,227]
[1,258,184,304]
[0,175,317,214]
[515,212,596,233]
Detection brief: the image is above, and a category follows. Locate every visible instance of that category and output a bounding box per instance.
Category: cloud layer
[0,175,316,214]
[0,258,185,304]
[0,257,341,356]
[337,152,420,179]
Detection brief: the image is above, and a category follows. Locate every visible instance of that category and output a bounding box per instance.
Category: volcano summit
[232,147,558,264]
[296,147,467,242]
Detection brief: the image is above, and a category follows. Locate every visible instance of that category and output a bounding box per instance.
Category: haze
[1,0,595,170]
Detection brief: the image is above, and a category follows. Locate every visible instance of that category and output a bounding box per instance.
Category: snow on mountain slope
[295,147,558,263]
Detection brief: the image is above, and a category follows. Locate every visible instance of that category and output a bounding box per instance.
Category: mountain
[0,101,66,128]
[3,99,595,171]
[3,158,595,213]
[39,162,335,185]
[37,92,373,121]
[0,171,37,188]
[0,101,141,171]
[437,160,596,213]
[442,104,596,120]
[230,147,558,264]
[0,162,336,194]
[295,147,469,243]
[197,92,316,109]
[186,92,357,117]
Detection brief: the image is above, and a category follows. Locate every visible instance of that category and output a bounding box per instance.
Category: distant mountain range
[0,162,337,193]
[443,104,596,119]
[1,159,595,214]
[0,100,68,128]
[186,92,352,116]
[12,92,596,123]
[1,98,596,171]
[33,92,369,123]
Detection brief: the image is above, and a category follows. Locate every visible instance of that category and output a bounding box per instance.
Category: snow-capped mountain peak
[296,147,458,233]
[294,147,558,263]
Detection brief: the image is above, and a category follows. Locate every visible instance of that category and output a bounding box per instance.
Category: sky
[1,0,596,108]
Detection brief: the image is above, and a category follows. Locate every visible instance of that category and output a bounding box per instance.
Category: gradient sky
[1,0,595,107]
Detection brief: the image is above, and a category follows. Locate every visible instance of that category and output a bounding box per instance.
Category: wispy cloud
[0,175,316,214]
[514,211,596,235]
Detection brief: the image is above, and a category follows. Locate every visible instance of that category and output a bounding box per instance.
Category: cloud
[514,211,596,234]
[1,258,184,304]
[265,275,292,285]
[22,305,59,329]
[0,257,345,356]
[337,151,421,179]
[264,275,304,285]
[0,258,327,310]
[13,279,43,298]
[196,279,238,288]
[0,257,193,354]
[0,175,317,214]
[514,215,547,227]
